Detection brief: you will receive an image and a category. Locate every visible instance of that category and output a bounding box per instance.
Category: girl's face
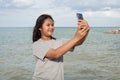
[39,18,54,39]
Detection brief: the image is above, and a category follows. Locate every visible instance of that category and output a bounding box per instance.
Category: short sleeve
[32,42,50,61]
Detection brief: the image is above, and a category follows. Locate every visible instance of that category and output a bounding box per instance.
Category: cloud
[0,0,34,9]
[12,0,34,8]
[0,0,55,9]
[31,0,55,9]
[0,0,120,27]
[52,0,120,11]
[84,8,120,18]
[1,0,120,11]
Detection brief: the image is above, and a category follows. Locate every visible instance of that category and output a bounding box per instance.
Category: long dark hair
[32,14,55,42]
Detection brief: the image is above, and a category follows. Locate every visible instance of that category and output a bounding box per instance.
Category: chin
[48,32,53,35]
[47,34,52,37]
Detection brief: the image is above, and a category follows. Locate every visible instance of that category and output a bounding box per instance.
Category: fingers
[80,26,89,35]
[78,20,87,27]
[78,20,89,31]
[78,20,89,36]
[78,20,87,25]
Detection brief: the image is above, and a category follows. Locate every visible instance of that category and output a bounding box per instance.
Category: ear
[39,28,42,31]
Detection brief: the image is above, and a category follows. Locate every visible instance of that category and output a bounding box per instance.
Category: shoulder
[32,39,41,47]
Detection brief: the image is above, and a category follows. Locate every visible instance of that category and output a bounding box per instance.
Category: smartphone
[76,13,83,20]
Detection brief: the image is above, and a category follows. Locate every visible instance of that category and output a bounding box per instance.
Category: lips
[47,29,54,34]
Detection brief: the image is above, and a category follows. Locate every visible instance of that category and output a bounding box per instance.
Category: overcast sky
[0,0,120,27]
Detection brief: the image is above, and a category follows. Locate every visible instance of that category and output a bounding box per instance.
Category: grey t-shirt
[32,38,70,80]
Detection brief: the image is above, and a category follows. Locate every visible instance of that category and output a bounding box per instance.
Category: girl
[32,14,89,80]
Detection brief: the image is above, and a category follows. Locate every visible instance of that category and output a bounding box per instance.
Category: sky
[0,0,120,27]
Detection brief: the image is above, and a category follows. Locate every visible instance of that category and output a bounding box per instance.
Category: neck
[41,36,51,40]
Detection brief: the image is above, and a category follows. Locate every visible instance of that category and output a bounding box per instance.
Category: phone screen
[77,13,83,20]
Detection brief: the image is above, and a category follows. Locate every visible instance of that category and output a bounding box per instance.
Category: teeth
[49,30,52,31]
[48,31,53,32]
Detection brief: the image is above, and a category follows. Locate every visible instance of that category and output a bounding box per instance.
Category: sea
[0,27,120,80]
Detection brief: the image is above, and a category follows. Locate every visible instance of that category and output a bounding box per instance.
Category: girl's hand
[74,20,90,41]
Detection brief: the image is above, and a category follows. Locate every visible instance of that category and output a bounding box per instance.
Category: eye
[47,24,50,26]
[52,23,54,26]
[47,23,54,27]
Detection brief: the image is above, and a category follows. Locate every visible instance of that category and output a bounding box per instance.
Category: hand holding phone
[76,13,84,30]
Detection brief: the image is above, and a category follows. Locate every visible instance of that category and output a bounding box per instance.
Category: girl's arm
[45,38,78,58]
[45,20,89,59]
